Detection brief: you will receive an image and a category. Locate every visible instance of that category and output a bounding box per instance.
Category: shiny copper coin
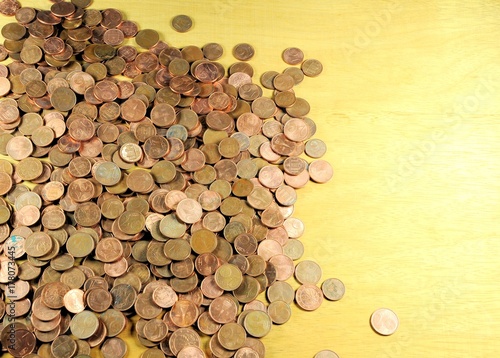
[308,159,333,183]
[370,308,399,336]
[295,284,323,311]
[170,300,199,328]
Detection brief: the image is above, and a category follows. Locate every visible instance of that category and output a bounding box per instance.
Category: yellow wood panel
[2,0,500,357]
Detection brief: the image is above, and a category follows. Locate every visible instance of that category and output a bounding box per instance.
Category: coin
[294,260,322,284]
[51,335,78,358]
[215,263,243,291]
[305,138,327,158]
[172,14,193,33]
[135,29,159,49]
[63,289,85,314]
[209,296,238,324]
[301,58,323,77]
[267,300,292,325]
[218,322,246,350]
[203,42,223,60]
[370,308,399,336]
[321,278,345,301]
[168,327,201,356]
[314,350,340,358]
[70,310,99,339]
[233,43,255,61]
[243,310,272,338]
[101,337,128,358]
[309,159,334,183]
[295,284,323,311]
[282,47,304,65]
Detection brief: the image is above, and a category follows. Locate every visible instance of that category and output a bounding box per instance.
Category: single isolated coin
[314,350,340,358]
[370,308,399,336]
[172,14,193,32]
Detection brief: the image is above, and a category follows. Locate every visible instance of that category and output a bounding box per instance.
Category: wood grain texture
[2,0,500,357]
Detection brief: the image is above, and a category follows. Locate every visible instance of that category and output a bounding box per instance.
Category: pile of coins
[0,0,341,357]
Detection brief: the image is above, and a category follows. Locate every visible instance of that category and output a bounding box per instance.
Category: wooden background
[3,0,500,357]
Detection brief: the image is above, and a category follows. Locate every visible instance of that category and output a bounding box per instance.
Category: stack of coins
[0,1,342,357]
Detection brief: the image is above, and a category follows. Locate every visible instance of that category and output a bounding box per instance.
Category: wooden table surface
[2,0,500,357]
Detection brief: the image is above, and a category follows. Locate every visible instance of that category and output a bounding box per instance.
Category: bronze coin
[172,14,193,33]
[282,47,304,65]
[370,308,399,336]
[233,43,255,61]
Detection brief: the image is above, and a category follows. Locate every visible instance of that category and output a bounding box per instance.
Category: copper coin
[8,329,36,357]
[314,350,340,358]
[203,42,223,60]
[321,278,345,301]
[294,260,322,285]
[233,43,255,61]
[101,337,128,358]
[370,308,399,336]
[295,284,323,311]
[308,159,334,183]
[282,47,304,65]
[301,59,323,77]
[172,14,193,33]
[305,138,327,158]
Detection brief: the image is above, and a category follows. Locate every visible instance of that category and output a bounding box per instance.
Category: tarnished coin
[233,43,255,61]
[218,322,246,351]
[267,300,291,325]
[70,310,99,339]
[294,260,322,285]
[321,278,345,301]
[172,14,192,33]
[215,263,243,291]
[305,138,327,158]
[243,310,272,338]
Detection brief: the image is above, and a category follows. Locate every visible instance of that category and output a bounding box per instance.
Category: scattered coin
[314,349,340,358]
[282,47,304,65]
[370,308,399,336]
[295,284,324,311]
[302,58,323,77]
[233,43,255,61]
[172,14,193,33]
[322,278,345,301]
[295,260,322,284]
[305,138,327,158]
